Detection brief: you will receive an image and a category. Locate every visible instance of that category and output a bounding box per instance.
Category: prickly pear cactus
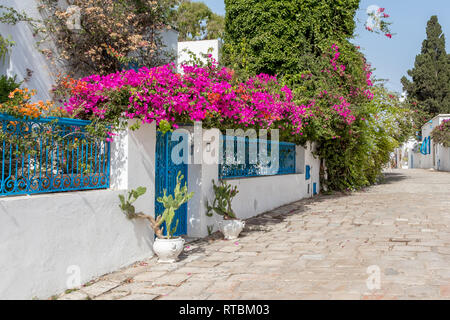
[119,171,193,239]
[206,179,239,220]
[157,171,194,238]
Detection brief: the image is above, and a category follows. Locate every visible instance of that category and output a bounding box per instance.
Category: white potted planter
[218,219,245,240]
[206,180,245,240]
[119,171,194,264]
[153,237,185,263]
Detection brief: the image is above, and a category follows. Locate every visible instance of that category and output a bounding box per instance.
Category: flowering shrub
[0,87,59,119]
[56,43,411,192]
[431,119,450,147]
[60,45,369,142]
[37,0,177,76]
[0,75,20,103]
[59,61,317,138]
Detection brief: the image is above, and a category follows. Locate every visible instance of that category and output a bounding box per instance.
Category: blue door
[155,131,188,236]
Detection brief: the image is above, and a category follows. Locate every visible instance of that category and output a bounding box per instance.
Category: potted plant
[206,179,244,240]
[119,171,193,263]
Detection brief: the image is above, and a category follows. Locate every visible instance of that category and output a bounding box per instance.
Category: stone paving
[59,169,450,300]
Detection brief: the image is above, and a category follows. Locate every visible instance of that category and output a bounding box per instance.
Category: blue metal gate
[155,131,188,236]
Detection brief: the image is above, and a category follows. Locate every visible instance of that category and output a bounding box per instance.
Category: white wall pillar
[110,120,156,221]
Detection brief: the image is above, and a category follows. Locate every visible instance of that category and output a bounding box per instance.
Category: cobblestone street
[59,169,450,300]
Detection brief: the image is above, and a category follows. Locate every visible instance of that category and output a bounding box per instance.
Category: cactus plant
[119,171,193,239]
[206,179,239,220]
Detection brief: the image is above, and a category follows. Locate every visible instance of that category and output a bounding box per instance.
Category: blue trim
[0,114,110,196]
[218,135,296,179]
[305,165,311,180]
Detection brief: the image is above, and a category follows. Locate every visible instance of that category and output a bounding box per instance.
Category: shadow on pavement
[380,172,408,185]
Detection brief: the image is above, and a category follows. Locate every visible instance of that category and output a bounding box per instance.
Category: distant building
[408,114,450,171]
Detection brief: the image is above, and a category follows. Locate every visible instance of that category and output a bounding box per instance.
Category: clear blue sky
[201,0,450,94]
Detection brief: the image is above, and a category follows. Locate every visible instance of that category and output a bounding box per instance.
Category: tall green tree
[223,0,412,191]
[401,16,450,125]
[173,1,224,41]
[223,0,360,77]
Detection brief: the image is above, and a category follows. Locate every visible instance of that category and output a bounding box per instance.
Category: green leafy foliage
[401,16,450,128]
[223,0,360,78]
[316,86,412,191]
[0,75,21,103]
[206,179,239,219]
[224,0,413,191]
[0,34,14,64]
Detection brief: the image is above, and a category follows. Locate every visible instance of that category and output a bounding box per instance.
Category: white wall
[226,142,320,221]
[180,125,219,238]
[177,39,221,71]
[438,145,450,172]
[0,122,157,300]
[191,138,320,237]
[0,189,152,300]
[410,114,450,171]
[0,0,58,102]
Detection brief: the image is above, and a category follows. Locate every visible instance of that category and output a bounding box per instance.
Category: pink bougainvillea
[62,44,371,139]
[64,63,315,135]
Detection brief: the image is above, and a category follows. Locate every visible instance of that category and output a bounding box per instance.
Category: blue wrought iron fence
[219,135,296,179]
[0,113,110,196]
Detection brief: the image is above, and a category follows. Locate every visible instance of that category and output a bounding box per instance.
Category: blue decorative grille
[0,113,110,196]
[218,135,296,179]
[155,131,188,236]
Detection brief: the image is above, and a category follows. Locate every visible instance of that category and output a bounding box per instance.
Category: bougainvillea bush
[431,119,450,147]
[58,57,356,142]
[282,43,412,191]
[59,45,371,143]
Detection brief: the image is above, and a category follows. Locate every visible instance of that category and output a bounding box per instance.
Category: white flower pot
[218,219,245,240]
[153,237,185,263]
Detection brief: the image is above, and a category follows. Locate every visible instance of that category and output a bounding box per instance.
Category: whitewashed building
[408,114,450,172]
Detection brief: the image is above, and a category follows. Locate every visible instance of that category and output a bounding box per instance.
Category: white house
[408,114,450,171]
